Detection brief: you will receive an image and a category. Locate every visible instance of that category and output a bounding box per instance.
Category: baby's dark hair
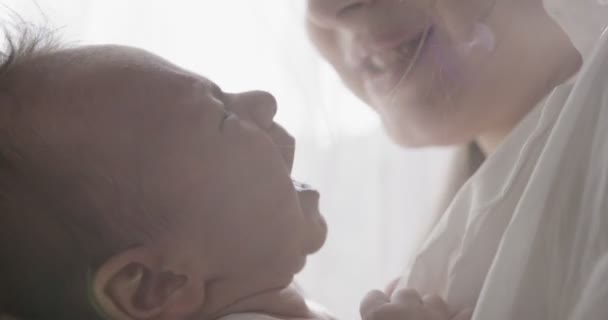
[0,23,169,320]
[0,22,105,320]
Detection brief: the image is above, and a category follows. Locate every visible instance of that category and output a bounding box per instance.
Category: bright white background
[1,1,455,318]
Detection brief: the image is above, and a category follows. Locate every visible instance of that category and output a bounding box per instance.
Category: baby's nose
[228,90,277,129]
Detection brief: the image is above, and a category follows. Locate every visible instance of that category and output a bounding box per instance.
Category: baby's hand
[360,289,472,320]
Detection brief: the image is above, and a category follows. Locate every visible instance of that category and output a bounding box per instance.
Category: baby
[0,29,470,320]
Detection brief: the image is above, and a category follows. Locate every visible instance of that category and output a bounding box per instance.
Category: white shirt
[398,30,608,320]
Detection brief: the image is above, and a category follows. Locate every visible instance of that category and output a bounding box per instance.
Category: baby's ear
[92,247,205,320]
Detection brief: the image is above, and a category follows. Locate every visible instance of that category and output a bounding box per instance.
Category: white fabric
[398,23,608,320]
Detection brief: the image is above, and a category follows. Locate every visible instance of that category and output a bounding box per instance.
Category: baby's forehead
[26,45,200,99]
[10,45,216,124]
[4,45,217,163]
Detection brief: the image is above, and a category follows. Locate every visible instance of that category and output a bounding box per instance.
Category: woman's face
[306,0,580,147]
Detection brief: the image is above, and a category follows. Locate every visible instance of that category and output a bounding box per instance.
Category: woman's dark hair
[0,22,167,320]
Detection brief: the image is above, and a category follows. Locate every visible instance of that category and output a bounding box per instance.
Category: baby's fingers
[365,303,425,320]
[391,288,423,307]
[384,277,401,297]
[360,290,390,319]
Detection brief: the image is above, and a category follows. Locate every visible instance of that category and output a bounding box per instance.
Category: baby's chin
[216,282,313,319]
[306,214,328,254]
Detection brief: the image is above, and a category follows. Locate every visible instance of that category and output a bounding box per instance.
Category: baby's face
[14,45,326,314]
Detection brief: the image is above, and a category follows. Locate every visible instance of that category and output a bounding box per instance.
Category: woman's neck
[476,13,582,156]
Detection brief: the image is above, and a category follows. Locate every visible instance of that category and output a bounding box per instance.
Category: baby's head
[0,28,326,319]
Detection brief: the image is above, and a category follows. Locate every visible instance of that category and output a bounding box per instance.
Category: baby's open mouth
[291,179,320,214]
[292,179,326,253]
[292,179,315,192]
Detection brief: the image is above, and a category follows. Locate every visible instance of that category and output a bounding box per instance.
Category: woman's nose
[227,90,277,129]
[307,0,375,28]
